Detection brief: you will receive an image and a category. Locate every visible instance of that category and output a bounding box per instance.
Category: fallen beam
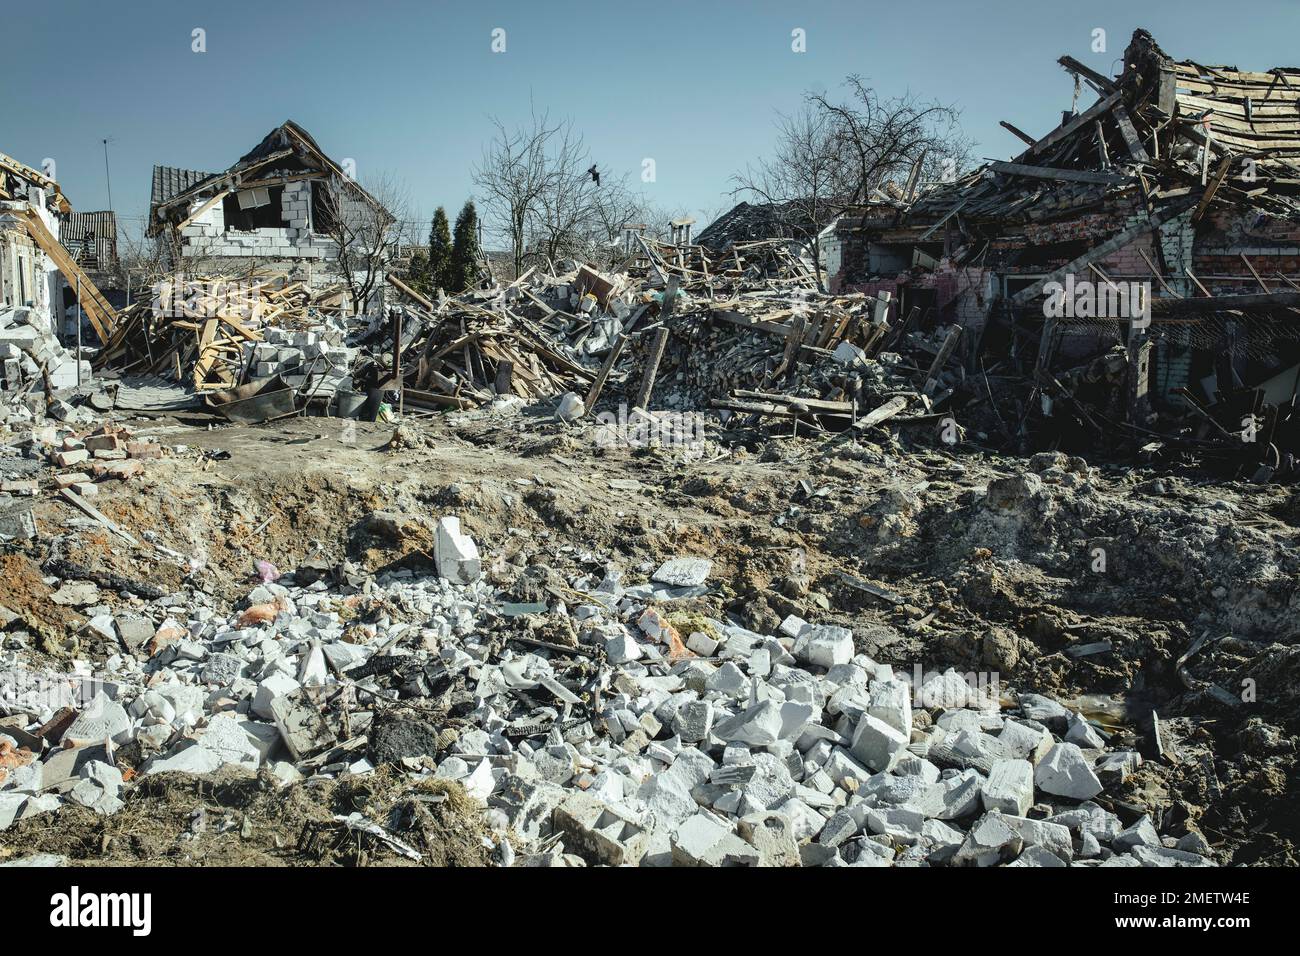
[990,161,1131,185]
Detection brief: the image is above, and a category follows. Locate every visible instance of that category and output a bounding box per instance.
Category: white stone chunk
[982,758,1034,816]
[1034,743,1103,801]
[435,516,481,585]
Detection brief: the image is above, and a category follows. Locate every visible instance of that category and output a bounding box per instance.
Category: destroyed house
[697,201,813,252]
[0,151,106,391]
[0,152,70,328]
[58,210,119,273]
[826,29,1300,477]
[148,121,393,289]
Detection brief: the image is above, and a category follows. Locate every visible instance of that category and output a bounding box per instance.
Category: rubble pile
[0,516,1216,867]
[383,233,908,435]
[377,274,599,411]
[1,415,167,542]
[0,305,92,406]
[97,275,354,396]
[243,321,356,404]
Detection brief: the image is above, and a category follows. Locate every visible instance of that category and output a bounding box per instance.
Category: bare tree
[730,103,842,284]
[811,77,970,206]
[473,110,570,276]
[732,78,971,288]
[318,171,405,314]
[528,120,601,266]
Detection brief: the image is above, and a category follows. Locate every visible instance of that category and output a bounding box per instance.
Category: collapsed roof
[858,29,1300,277]
[697,201,814,252]
[0,151,71,215]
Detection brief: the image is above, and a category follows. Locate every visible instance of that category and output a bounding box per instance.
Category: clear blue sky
[5,0,1299,246]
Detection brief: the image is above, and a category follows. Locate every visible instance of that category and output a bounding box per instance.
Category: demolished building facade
[1,152,102,393]
[826,30,1300,479]
[148,120,392,300]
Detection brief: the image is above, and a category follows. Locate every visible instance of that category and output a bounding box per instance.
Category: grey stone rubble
[242,319,357,400]
[1,304,91,402]
[0,521,1215,868]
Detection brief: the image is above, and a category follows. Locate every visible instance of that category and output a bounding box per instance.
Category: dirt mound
[0,767,491,867]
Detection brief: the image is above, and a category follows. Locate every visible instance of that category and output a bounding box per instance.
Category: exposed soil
[0,766,488,867]
[4,406,1299,865]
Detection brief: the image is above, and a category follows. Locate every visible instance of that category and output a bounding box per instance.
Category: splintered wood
[96,274,349,390]
[387,273,594,411]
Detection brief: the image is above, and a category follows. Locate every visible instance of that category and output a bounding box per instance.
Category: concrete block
[997,718,1054,763]
[1034,743,1103,800]
[1064,712,1104,749]
[714,699,782,746]
[982,758,1033,816]
[904,768,983,820]
[252,672,301,721]
[1113,815,1161,852]
[673,700,713,742]
[866,678,912,737]
[793,625,854,669]
[269,692,337,761]
[737,811,800,866]
[953,811,1024,867]
[62,695,132,746]
[1008,845,1068,867]
[671,812,761,867]
[850,713,908,772]
[999,814,1074,861]
[435,516,481,585]
[651,558,712,587]
[553,791,653,866]
[604,632,642,664]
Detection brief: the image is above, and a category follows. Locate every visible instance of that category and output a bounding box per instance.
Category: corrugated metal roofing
[59,210,119,269]
[150,165,219,208]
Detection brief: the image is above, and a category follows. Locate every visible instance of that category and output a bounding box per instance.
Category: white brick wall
[177,175,387,295]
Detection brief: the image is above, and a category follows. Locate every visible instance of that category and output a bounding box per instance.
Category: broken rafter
[1112,105,1152,163]
[1027,91,1124,157]
[1192,155,1233,221]
[1000,121,1038,147]
[989,161,1132,186]
[1058,56,1119,94]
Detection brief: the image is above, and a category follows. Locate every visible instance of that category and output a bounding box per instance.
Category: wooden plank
[917,198,969,241]
[633,327,669,410]
[175,188,232,232]
[582,333,628,415]
[1137,247,1182,298]
[59,489,138,546]
[1027,91,1123,156]
[385,272,437,312]
[710,308,795,337]
[1112,106,1152,163]
[1240,253,1271,293]
[1185,269,1213,298]
[989,161,1131,185]
[853,395,908,430]
[1000,121,1037,146]
[17,207,115,343]
[732,389,853,413]
[1057,55,1118,93]
[1192,156,1233,221]
[922,326,962,396]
